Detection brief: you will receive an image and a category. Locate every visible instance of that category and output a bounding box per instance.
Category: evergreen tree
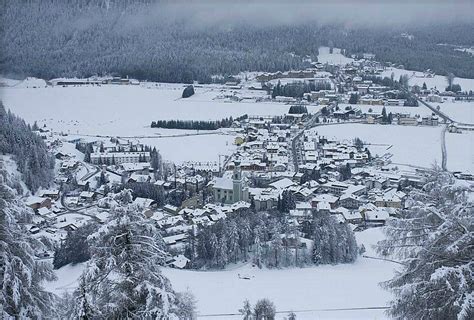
[388,112,393,124]
[182,85,195,98]
[254,298,276,320]
[74,190,179,318]
[0,179,57,318]
[312,212,357,265]
[377,169,473,320]
[0,104,54,192]
[228,220,240,263]
[253,227,263,268]
[174,290,197,320]
[381,106,388,123]
[349,93,359,104]
[239,299,253,320]
[53,223,95,269]
[270,227,283,268]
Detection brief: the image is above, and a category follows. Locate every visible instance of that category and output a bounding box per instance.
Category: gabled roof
[212,177,233,190]
[269,178,295,190]
[133,197,155,208]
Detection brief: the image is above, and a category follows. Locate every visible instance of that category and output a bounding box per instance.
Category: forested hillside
[1,0,473,82]
[324,25,474,79]
[0,102,54,192]
[0,0,317,83]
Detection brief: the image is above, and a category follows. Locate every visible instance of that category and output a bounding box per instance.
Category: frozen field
[381,67,474,92]
[0,84,294,137]
[313,123,443,168]
[436,100,474,124]
[45,228,395,320]
[0,83,297,163]
[139,133,236,164]
[445,131,474,173]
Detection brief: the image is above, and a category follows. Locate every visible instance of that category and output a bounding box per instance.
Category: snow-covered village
[1,1,473,320]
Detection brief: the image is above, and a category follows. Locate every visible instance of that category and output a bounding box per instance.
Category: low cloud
[143,0,474,29]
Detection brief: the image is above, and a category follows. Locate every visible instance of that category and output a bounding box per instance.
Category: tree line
[151,114,248,130]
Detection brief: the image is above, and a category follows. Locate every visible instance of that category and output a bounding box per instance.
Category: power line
[197,306,390,318]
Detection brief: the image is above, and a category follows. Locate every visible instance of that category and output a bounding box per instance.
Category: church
[212,165,249,204]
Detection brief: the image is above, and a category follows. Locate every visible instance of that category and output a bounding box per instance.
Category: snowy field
[139,133,236,164]
[313,123,443,169]
[381,67,474,92]
[436,100,474,124]
[0,84,294,137]
[45,228,395,320]
[0,82,301,163]
[317,47,354,65]
[445,131,474,174]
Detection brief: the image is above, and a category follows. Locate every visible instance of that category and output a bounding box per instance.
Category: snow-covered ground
[0,155,29,195]
[139,133,236,164]
[381,67,474,92]
[317,47,354,65]
[314,123,443,169]
[0,84,292,137]
[44,263,86,294]
[0,83,295,164]
[436,100,474,124]
[45,228,395,319]
[445,131,474,174]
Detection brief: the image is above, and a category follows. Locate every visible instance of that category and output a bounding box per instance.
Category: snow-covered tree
[377,169,473,320]
[312,212,358,265]
[0,103,54,192]
[72,193,179,318]
[254,298,276,320]
[0,178,57,318]
[253,226,263,268]
[216,235,228,268]
[269,226,283,268]
[53,223,95,269]
[174,290,197,320]
[287,311,297,320]
[60,275,98,319]
[239,299,253,320]
[239,219,252,261]
[228,220,240,263]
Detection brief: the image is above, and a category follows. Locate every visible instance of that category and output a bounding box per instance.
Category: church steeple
[232,161,242,202]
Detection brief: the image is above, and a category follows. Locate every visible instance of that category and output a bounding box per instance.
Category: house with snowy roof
[132,197,157,209]
[25,196,52,210]
[311,194,338,209]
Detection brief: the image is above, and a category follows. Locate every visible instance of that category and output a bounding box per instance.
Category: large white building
[90,151,150,165]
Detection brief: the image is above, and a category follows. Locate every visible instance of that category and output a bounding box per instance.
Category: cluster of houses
[250,54,451,130]
[24,53,444,268]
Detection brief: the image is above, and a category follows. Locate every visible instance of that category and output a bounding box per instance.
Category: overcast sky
[147,0,474,28]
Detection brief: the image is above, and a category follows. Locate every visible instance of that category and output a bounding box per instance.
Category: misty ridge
[127,0,474,28]
[1,0,474,82]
